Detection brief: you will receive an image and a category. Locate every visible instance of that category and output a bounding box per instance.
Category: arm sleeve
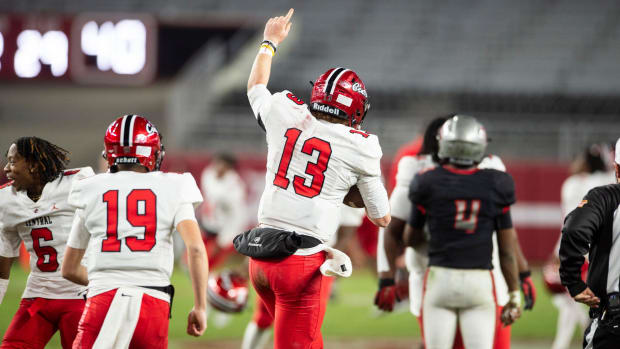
[495,208,514,230]
[67,210,90,249]
[376,227,390,273]
[559,189,604,297]
[0,228,21,258]
[174,203,198,228]
[407,174,428,229]
[247,84,272,132]
[356,175,390,219]
[390,157,420,220]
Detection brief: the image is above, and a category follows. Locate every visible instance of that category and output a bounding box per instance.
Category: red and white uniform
[377,154,512,349]
[200,165,247,247]
[66,171,202,348]
[247,84,389,348]
[0,167,94,349]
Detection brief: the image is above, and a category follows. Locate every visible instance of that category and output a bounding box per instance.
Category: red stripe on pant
[249,252,331,349]
[1,298,85,349]
[72,289,170,349]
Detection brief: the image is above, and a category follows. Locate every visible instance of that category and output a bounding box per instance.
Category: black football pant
[583,317,620,348]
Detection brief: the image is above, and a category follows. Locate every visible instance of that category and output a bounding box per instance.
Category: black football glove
[520,271,536,310]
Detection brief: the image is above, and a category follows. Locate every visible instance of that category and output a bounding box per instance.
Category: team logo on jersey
[578,200,588,208]
[352,83,367,98]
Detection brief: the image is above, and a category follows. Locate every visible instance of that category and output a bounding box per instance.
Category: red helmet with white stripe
[310,67,370,128]
[103,115,164,171]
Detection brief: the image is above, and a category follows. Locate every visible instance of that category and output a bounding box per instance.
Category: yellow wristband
[259,44,275,57]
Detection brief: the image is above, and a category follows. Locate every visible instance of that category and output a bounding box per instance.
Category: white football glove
[0,278,9,305]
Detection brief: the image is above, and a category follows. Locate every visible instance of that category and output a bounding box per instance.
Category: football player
[199,153,247,268]
[241,205,365,349]
[376,117,536,349]
[0,137,94,349]
[61,115,209,348]
[386,115,521,349]
[246,8,390,348]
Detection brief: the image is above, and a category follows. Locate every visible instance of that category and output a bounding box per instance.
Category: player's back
[254,89,383,241]
[410,166,515,269]
[68,171,202,294]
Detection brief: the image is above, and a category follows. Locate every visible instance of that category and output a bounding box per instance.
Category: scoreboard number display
[0,14,156,85]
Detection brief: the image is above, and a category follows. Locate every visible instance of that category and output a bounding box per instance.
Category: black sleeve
[559,188,606,297]
[408,173,428,229]
[494,171,516,207]
[495,208,513,230]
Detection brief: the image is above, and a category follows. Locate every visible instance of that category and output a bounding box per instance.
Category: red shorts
[1,298,85,349]
[252,272,335,330]
[249,252,332,349]
[72,289,170,349]
[418,305,511,349]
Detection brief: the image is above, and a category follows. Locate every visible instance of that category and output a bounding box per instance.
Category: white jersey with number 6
[66,171,203,298]
[248,85,389,251]
[0,167,94,299]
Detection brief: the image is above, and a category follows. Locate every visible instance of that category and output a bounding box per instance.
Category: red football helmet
[207,270,249,313]
[310,67,370,128]
[103,115,164,171]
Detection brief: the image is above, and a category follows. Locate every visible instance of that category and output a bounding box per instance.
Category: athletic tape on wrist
[0,279,9,304]
[509,290,521,308]
[259,45,274,57]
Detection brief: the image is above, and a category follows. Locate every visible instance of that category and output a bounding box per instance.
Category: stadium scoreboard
[0,14,157,84]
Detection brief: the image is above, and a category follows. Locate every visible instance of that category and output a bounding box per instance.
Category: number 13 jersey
[248,85,389,247]
[66,171,203,297]
[0,167,94,299]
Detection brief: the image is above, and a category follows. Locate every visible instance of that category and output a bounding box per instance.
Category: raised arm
[247,8,294,91]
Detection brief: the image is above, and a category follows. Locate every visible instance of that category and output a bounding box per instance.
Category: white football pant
[423,266,496,349]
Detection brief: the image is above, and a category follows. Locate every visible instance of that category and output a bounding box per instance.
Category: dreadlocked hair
[14,137,70,184]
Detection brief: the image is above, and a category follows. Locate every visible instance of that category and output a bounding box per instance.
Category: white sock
[241,321,271,349]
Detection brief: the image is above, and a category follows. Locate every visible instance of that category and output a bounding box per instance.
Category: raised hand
[264,8,294,46]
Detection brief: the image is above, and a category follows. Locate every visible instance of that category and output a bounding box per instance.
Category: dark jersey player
[403,115,522,349]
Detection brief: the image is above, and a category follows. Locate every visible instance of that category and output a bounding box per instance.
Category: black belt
[142,285,175,319]
[297,235,322,249]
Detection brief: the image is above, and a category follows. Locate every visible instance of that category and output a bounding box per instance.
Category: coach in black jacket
[560,139,620,348]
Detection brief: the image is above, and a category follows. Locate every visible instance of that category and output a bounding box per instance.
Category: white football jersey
[200,166,247,247]
[66,171,202,298]
[248,85,389,251]
[378,154,511,311]
[0,167,94,299]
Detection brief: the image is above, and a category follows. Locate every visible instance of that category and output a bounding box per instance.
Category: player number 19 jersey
[66,171,202,297]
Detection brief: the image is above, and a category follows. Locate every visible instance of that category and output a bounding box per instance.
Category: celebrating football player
[61,115,209,348]
[376,117,536,348]
[0,137,94,349]
[380,115,522,349]
[243,8,390,348]
[241,205,364,349]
